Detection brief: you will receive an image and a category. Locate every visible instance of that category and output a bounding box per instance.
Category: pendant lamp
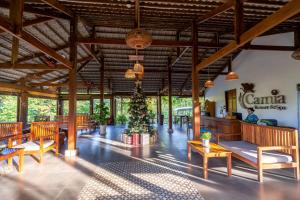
[225,57,239,81]
[125,69,135,79]
[204,65,214,88]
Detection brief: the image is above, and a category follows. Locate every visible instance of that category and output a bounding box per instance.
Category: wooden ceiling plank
[0,63,67,70]
[196,0,300,72]
[0,16,72,69]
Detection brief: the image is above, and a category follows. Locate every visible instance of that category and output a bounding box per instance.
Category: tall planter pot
[141,134,150,145]
[100,125,107,135]
[132,133,140,146]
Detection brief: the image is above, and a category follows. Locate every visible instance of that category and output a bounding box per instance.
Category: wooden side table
[0,148,24,172]
[187,140,232,179]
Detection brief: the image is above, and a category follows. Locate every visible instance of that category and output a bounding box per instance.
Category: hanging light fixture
[292,48,300,60]
[133,62,144,75]
[125,69,135,79]
[225,57,239,81]
[125,0,152,49]
[204,65,214,88]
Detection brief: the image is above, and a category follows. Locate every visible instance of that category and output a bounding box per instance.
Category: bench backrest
[55,114,90,128]
[241,122,298,154]
[31,122,59,141]
[0,122,23,140]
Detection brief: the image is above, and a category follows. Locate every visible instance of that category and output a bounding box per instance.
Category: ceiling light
[204,80,214,88]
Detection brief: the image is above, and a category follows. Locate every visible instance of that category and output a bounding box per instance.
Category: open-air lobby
[1,0,300,200]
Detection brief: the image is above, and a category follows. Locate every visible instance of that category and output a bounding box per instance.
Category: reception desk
[201,116,241,140]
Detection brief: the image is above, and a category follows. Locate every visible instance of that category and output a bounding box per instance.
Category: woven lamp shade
[125,69,135,79]
[133,63,144,75]
[204,80,214,88]
[225,71,239,81]
[126,28,152,49]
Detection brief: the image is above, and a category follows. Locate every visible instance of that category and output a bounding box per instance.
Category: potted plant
[117,114,127,126]
[91,102,109,135]
[200,131,212,148]
[149,110,156,124]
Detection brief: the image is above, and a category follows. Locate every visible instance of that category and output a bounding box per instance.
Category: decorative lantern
[226,57,239,81]
[133,62,144,75]
[125,69,135,79]
[126,28,152,49]
[225,71,239,81]
[204,80,214,88]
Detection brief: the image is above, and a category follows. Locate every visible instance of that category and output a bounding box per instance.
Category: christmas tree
[128,81,150,134]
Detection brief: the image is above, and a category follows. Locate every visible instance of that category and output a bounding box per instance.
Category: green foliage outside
[77,100,90,114]
[28,98,57,123]
[0,95,17,122]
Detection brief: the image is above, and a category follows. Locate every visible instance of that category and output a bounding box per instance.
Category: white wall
[205,32,300,128]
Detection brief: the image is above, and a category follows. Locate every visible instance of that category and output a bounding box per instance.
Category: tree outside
[0,95,18,122]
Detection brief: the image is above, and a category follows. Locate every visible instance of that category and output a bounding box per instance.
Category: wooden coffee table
[187,140,232,179]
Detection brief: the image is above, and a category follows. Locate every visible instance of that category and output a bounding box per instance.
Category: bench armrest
[216,133,241,144]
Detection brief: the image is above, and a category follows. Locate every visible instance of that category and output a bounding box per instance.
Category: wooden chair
[13,122,59,163]
[0,122,24,172]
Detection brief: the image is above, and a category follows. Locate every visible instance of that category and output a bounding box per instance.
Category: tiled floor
[0,125,300,200]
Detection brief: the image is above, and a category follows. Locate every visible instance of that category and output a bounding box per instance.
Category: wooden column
[89,96,93,115]
[234,0,244,44]
[100,58,104,104]
[110,95,114,125]
[57,98,63,116]
[67,16,78,154]
[18,91,28,126]
[168,57,173,133]
[192,20,201,140]
[9,0,24,66]
[157,94,162,125]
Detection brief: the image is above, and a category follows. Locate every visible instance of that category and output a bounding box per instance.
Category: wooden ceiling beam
[0,16,72,69]
[0,81,57,98]
[40,0,73,17]
[9,0,24,66]
[0,63,67,70]
[196,0,300,72]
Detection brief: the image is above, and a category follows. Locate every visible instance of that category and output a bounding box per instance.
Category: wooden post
[110,95,114,125]
[192,20,201,140]
[100,58,104,105]
[168,57,173,133]
[157,94,162,125]
[57,98,63,116]
[18,91,28,126]
[234,0,244,44]
[9,0,24,66]
[66,16,78,156]
[89,96,93,115]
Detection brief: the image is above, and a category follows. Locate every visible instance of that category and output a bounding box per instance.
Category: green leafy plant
[117,114,127,125]
[149,110,156,124]
[200,131,212,140]
[91,102,109,125]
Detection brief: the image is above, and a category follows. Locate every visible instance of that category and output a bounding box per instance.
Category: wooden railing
[241,122,298,155]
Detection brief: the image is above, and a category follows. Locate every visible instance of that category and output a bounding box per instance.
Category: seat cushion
[14,140,54,152]
[219,141,293,164]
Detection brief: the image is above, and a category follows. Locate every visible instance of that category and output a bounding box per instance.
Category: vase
[132,133,140,146]
[99,125,107,135]
[141,134,150,145]
[202,139,210,148]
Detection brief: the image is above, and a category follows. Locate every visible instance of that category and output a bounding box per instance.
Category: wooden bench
[56,114,94,132]
[0,122,24,172]
[13,122,59,163]
[217,122,299,182]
